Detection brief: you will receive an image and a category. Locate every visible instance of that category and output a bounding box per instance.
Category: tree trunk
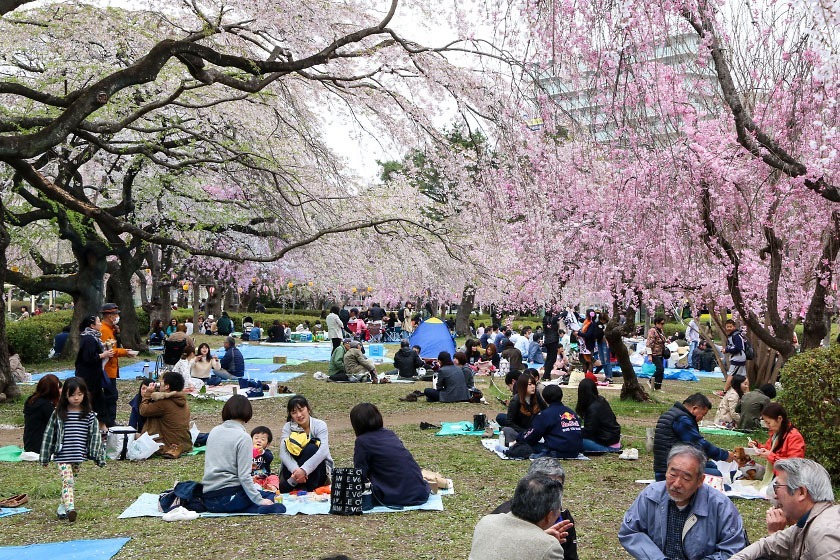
[105,260,145,351]
[454,285,476,337]
[606,319,650,402]
[746,330,782,387]
[0,200,21,401]
[800,210,840,350]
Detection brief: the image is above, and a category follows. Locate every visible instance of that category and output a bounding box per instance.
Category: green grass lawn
[0,351,803,559]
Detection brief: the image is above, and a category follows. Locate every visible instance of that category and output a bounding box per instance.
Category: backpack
[741,334,755,360]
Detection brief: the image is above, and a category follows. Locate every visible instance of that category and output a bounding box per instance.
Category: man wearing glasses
[619,444,746,559]
[731,458,840,560]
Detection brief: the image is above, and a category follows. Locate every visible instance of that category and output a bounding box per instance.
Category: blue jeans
[597,341,613,379]
[583,439,621,453]
[688,341,698,368]
[203,487,285,514]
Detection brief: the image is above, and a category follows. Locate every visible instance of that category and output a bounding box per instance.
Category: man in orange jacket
[99,303,138,429]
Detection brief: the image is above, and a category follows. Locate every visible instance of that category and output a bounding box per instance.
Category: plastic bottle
[274,492,283,504]
[142,360,150,378]
[269,380,278,397]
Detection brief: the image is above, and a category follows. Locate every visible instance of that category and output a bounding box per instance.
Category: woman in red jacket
[749,402,805,464]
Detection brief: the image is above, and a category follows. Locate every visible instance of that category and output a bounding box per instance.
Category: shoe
[647,377,653,389]
[379,376,391,384]
[370,373,379,384]
[0,494,28,508]
[278,385,292,394]
[399,393,418,402]
[56,504,67,520]
[494,444,508,453]
[482,426,495,438]
[419,421,440,430]
[161,444,183,459]
[162,506,199,522]
[619,448,639,460]
[411,390,424,397]
[67,509,77,522]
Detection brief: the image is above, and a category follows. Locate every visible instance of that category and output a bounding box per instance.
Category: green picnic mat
[699,426,746,437]
[0,446,23,462]
[186,446,206,455]
[435,421,499,437]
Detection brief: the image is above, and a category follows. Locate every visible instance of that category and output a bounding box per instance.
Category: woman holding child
[278,396,333,493]
[201,395,285,514]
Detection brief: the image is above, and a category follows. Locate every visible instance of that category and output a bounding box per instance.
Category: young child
[39,377,106,522]
[251,426,280,492]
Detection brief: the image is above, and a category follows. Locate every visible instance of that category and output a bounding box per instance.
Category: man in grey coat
[469,473,571,560]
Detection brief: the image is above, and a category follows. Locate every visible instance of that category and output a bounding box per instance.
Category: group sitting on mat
[495,368,622,459]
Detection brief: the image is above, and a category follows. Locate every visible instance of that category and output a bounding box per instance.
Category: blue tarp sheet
[0,538,130,560]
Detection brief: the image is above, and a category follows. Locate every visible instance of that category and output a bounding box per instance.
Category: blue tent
[409,317,456,359]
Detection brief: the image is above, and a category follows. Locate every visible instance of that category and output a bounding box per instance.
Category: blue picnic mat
[435,421,499,437]
[635,366,699,381]
[119,492,443,518]
[218,343,335,362]
[0,538,130,560]
[0,507,29,519]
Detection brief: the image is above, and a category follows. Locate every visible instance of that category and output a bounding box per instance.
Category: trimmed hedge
[6,310,73,364]
[778,344,840,478]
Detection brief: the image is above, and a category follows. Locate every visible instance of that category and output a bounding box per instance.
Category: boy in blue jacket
[508,385,583,459]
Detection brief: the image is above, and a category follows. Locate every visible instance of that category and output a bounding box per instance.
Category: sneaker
[56,504,67,520]
[419,421,440,430]
[619,448,639,460]
[67,509,77,522]
[162,506,199,522]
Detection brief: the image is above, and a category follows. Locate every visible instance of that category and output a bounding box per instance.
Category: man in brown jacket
[731,458,840,560]
[139,371,193,459]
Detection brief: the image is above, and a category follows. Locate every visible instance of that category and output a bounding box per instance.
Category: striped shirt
[53,412,93,463]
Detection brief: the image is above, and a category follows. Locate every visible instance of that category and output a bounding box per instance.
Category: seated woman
[506,385,583,459]
[463,339,483,366]
[423,351,469,402]
[138,371,193,459]
[527,332,545,365]
[480,343,501,369]
[148,319,166,345]
[8,345,30,383]
[714,374,748,429]
[501,346,524,373]
[498,373,547,445]
[278,396,333,493]
[171,336,200,391]
[128,378,155,433]
[749,402,806,465]
[165,318,179,337]
[190,343,222,383]
[23,374,61,453]
[201,395,285,514]
[574,378,622,453]
[350,402,429,506]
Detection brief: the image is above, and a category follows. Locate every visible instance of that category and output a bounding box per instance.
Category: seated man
[249,321,263,341]
[653,393,734,481]
[491,458,578,560]
[342,340,377,383]
[731,458,840,560]
[328,338,350,380]
[266,320,286,343]
[470,473,571,560]
[736,383,777,431]
[390,339,425,378]
[619,444,747,560]
[215,336,245,380]
[138,371,193,459]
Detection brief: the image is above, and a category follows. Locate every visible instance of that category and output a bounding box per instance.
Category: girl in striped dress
[40,377,106,521]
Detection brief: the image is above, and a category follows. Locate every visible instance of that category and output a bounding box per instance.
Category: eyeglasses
[772,482,794,494]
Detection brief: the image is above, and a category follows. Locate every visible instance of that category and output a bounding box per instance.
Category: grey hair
[774,458,834,502]
[225,336,236,347]
[668,444,707,477]
[528,457,566,484]
[510,473,564,524]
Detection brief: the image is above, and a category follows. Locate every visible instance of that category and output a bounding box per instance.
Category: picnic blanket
[435,421,499,437]
[0,507,29,519]
[0,446,23,462]
[635,367,698,381]
[699,426,746,437]
[480,438,590,461]
[0,538,130,560]
[119,491,444,518]
[197,384,296,402]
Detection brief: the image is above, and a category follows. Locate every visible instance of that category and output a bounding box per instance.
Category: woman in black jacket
[23,374,61,452]
[75,315,115,431]
[575,378,622,453]
[499,372,546,445]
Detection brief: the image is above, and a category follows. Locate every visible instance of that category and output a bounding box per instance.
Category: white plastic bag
[189,421,199,444]
[106,426,137,460]
[127,432,163,461]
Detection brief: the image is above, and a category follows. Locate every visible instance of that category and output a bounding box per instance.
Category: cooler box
[300,332,313,342]
[368,344,384,357]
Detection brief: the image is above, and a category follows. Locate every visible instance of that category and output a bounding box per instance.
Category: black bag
[473,413,487,431]
[741,334,755,360]
[329,468,365,515]
[662,347,671,360]
[469,388,484,404]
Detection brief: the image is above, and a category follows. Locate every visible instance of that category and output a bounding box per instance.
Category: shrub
[6,318,60,363]
[778,344,840,478]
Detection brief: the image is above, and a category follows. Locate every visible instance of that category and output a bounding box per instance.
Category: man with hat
[100,303,138,430]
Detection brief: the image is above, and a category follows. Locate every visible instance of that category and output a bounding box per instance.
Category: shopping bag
[127,432,163,461]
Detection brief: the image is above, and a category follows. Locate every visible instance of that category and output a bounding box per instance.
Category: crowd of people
[14,301,838,560]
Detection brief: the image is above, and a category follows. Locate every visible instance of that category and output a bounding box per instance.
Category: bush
[778,344,840,478]
[6,311,72,363]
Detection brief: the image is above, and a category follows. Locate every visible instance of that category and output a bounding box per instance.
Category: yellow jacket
[100,321,129,379]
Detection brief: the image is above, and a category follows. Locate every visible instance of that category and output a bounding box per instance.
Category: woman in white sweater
[201,395,285,514]
[714,375,748,429]
[278,395,333,493]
